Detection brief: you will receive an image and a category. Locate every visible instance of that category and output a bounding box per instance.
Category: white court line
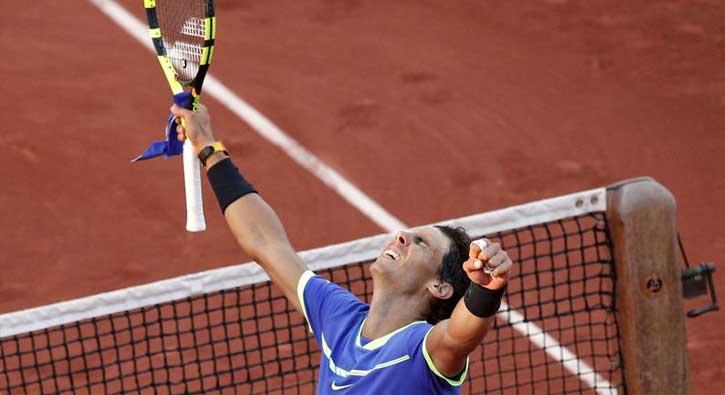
[88,0,406,232]
[500,303,617,395]
[87,1,616,393]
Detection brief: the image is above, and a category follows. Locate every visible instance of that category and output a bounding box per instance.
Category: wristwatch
[197,141,228,166]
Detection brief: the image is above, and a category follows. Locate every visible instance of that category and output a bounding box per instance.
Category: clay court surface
[1,0,724,393]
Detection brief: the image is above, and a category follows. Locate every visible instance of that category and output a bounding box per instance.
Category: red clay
[1,0,723,393]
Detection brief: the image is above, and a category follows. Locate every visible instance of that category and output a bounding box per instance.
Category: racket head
[145,0,216,99]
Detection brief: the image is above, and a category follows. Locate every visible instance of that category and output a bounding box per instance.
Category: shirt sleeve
[407,324,469,388]
[296,270,367,337]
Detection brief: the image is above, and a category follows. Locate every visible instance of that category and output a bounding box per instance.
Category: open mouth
[383,249,400,261]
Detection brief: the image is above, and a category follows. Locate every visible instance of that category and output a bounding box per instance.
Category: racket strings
[164,40,203,80]
[156,0,208,83]
[181,17,206,38]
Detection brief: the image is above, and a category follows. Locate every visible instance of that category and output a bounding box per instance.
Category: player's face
[371,227,451,293]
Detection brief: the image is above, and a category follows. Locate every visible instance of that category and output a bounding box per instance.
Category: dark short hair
[426,225,472,324]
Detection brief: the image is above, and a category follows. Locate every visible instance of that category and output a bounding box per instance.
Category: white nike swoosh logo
[331,382,354,391]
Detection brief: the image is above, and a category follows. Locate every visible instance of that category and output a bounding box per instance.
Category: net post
[606,177,688,395]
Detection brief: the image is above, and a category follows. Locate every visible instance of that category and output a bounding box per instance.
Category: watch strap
[198,141,228,166]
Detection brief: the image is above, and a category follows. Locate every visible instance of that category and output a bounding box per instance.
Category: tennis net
[0,187,624,394]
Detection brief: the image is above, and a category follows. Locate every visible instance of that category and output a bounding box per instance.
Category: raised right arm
[222,192,307,312]
[170,104,307,314]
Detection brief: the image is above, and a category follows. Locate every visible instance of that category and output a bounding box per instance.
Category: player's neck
[363,293,426,340]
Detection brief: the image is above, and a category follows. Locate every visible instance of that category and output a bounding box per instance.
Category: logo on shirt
[331,381,354,391]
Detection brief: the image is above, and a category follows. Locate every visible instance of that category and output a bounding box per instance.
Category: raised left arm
[425,240,512,377]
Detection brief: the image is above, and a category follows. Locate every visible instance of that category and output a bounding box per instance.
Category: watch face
[198,146,215,164]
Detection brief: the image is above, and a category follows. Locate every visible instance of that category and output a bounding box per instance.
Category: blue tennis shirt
[297,271,468,394]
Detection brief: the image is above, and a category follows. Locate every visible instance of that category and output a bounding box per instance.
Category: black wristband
[464,282,506,318]
[207,158,257,213]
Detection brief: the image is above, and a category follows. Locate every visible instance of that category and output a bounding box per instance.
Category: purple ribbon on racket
[132,92,193,162]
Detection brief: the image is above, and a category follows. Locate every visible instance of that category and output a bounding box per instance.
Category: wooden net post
[607,177,688,395]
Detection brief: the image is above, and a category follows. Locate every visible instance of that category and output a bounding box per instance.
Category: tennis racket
[144,0,216,232]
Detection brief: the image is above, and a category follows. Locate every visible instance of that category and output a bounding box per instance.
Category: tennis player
[171,104,513,394]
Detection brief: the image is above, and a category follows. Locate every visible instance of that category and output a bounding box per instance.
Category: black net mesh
[0,212,624,394]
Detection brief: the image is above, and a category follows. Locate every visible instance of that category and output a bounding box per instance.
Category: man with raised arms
[171,103,513,394]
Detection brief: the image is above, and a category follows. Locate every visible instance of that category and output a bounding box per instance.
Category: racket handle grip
[183,139,206,232]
